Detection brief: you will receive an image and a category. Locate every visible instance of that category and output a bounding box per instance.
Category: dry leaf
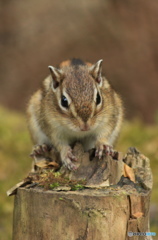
[35,160,60,170]
[123,163,135,183]
[35,160,48,168]
[47,162,60,168]
[6,180,31,196]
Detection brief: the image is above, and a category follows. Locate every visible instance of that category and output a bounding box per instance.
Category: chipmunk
[27,58,124,170]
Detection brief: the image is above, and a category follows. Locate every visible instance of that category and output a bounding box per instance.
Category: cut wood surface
[12,144,153,240]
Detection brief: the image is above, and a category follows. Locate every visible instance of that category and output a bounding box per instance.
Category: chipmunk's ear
[89,59,103,85]
[48,66,64,89]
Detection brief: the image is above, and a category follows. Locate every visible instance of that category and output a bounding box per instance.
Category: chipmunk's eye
[61,95,68,108]
[96,92,101,105]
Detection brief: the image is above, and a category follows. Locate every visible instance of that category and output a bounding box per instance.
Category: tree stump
[12,145,153,240]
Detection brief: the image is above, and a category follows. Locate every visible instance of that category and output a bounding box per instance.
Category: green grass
[0,106,157,239]
[0,106,31,240]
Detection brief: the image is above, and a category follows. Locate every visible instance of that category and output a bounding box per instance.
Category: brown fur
[27,59,124,169]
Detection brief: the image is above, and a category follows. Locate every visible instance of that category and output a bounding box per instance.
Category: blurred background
[0,0,158,239]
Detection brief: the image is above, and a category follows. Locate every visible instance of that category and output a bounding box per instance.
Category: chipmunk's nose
[80,122,90,131]
[77,105,91,123]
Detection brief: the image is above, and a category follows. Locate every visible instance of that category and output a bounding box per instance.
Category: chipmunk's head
[48,59,109,132]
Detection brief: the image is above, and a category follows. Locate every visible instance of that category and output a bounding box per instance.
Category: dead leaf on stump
[123,163,135,183]
[35,159,60,170]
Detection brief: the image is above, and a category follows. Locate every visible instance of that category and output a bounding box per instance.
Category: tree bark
[12,146,153,240]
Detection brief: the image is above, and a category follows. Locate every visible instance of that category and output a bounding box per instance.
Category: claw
[95,144,114,158]
[98,149,103,159]
[67,151,78,162]
[61,147,78,171]
[30,144,53,158]
[103,144,113,155]
[95,150,98,157]
[67,162,78,171]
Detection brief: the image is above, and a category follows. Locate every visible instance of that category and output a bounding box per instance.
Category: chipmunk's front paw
[30,144,53,158]
[61,147,78,171]
[95,143,113,159]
